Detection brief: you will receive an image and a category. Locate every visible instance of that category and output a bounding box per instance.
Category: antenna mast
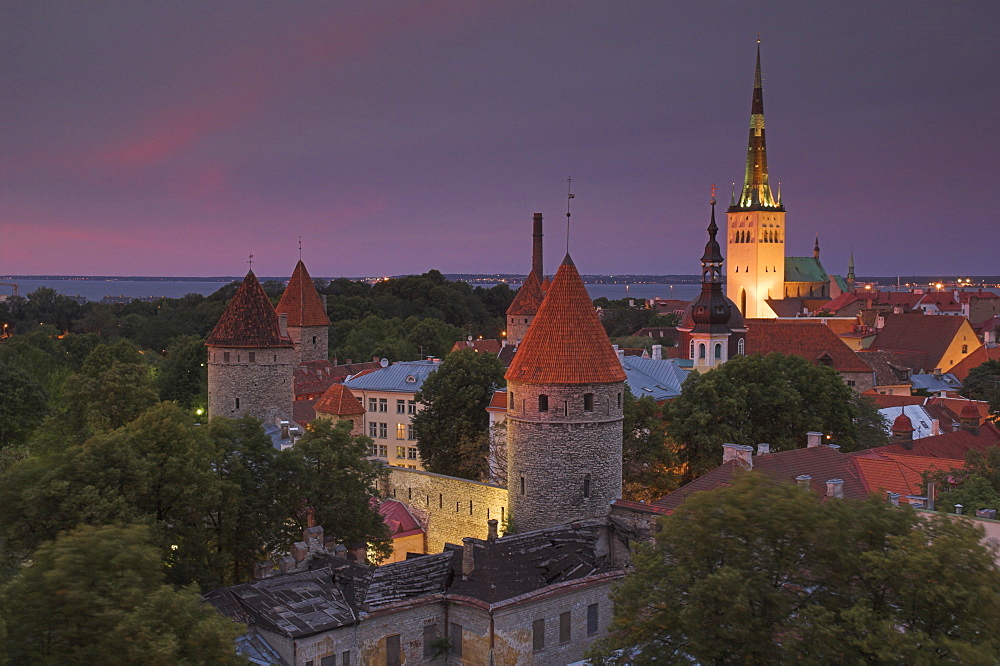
[566,177,575,254]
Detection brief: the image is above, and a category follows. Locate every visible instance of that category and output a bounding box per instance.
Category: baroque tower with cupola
[726,42,786,319]
[206,270,294,424]
[678,197,747,369]
[504,254,626,532]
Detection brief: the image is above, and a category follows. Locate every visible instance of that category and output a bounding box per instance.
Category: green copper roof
[785,256,829,284]
[831,274,849,292]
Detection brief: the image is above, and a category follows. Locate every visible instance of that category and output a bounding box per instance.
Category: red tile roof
[380,499,424,539]
[292,399,317,426]
[206,271,294,348]
[505,255,627,385]
[927,397,992,423]
[653,446,869,510]
[506,270,545,316]
[486,390,508,411]
[852,422,1000,459]
[869,314,974,372]
[450,339,503,355]
[275,260,331,328]
[314,383,365,416]
[866,393,925,409]
[851,453,963,498]
[745,319,871,373]
[949,346,1000,382]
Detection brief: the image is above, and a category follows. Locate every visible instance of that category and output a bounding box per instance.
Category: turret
[275,260,331,364]
[505,254,625,532]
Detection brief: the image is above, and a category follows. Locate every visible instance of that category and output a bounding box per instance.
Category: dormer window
[405,375,417,383]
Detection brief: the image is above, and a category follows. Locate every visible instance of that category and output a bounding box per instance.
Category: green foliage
[590,473,1000,664]
[413,349,506,479]
[282,419,392,563]
[963,359,1000,418]
[622,389,681,502]
[0,360,48,449]
[0,524,244,665]
[155,334,207,410]
[926,448,1000,514]
[331,314,463,363]
[666,353,887,480]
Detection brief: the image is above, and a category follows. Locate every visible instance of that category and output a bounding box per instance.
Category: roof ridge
[207,271,294,348]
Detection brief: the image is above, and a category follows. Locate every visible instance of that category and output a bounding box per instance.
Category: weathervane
[566,177,575,254]
[248,253,254,271]
[298,236,302,261]
[710,183,717,205]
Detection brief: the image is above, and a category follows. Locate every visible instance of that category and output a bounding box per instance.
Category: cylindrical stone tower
[275,260,331,364]
[207,270,294,424]
[505,254,627,532]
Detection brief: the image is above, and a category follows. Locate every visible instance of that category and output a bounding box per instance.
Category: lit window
[396,446,406,459]
[396,424,406,439]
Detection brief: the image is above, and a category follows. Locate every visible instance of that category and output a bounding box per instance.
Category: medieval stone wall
[385,468,508,553]
[287,324,329,364]
[207,345,294,424]
[506,381,623,532]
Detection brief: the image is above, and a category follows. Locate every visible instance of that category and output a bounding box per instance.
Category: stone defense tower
[505,254,627,532]
[275,260,330,364]
[679,197,746,370]
[726,41,786,319]
[505,213,545,345]
[206,271,294,424]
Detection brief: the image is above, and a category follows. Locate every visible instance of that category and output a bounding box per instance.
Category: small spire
[814,234,820,259]
[730,182,736,207]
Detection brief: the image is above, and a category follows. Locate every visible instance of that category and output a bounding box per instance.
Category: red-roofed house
[313,383,366,436]
[869,314,982,374]
[379,498,426,563]
[745,319,874,391]
[949,345,1000,382]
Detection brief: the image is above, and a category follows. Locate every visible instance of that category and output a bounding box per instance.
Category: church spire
[847,249,856,291]
[814,234,820,259]
[733,40,780,211]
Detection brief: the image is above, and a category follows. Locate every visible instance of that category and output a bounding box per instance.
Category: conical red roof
[506,255,626,385]
[275,260,331,327]
[206,271,293,348]
[506,270,545,316]
[891,413,914,433]
[314,383,365,416]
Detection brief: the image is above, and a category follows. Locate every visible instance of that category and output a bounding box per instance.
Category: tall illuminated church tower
[726,42,786,318]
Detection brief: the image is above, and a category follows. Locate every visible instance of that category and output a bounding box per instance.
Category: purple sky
[2,2,997,278]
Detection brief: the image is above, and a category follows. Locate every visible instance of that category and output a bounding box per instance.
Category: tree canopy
[962,359,1000,419]
[0,523,244,665]
[590,473,1000,664]
[666,353,887,480]
[621,388,681,502]
[412,348,507,479]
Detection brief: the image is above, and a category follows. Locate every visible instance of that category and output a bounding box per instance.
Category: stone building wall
[507,313,533,346]
[506,380,623,532]
[207,345,294,424]
[385,468,508,553]
[287,324,329,364]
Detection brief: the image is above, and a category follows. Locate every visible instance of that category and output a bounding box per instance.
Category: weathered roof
[506,270,545,316]
[293,360,382,399]
[857,349,911,387]
[314,383,365,416]
[950,345,1000,382]
[486,389,508,411]
[206,271,294,348]
[869,314,975,372]
[379,499,424,539]
[448,521,615,604]
[745,319,872,373]
[275,260,331,328]
[621,355,688,401]
[653,445,868,510]
[851,453,963,498]
[205,567,359,638]
[910,372,962,393]
[343,360,440,393]
[506,255,627,385]
[878,405,937,439]
[785,256,829,284]
[363,552,454,610]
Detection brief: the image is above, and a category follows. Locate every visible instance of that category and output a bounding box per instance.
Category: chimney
[825,479,844,499]
[280,420,290,439]
[373,355,379,362]
[933,367,942,377]
[757,442,770,456]
[617,349,625,362]
[279,312,288,337]
[931,419,940,436]
[652,344,662,360]
[253,561,275,580]
[827,444,841,452]
[304,525,324,552]
[321,294,328,311]
[926,482,936,511]
[462,537,476,579]
[888,492,900,507]
[532,213,544,280]
[292,541,308,564]
[722,443,753,468]
[806,431,823,448]
[487,519,498,541]
[795,474,811,490]
[955,504,964,515]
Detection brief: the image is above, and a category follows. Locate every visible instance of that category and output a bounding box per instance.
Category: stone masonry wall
[507,380,623,532]
[207,345,294,424]
[287,324,329,364]
[386,468,508,553]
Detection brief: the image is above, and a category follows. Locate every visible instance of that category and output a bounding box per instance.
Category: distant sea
[2,277,995,305]
[1,276,703,304]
